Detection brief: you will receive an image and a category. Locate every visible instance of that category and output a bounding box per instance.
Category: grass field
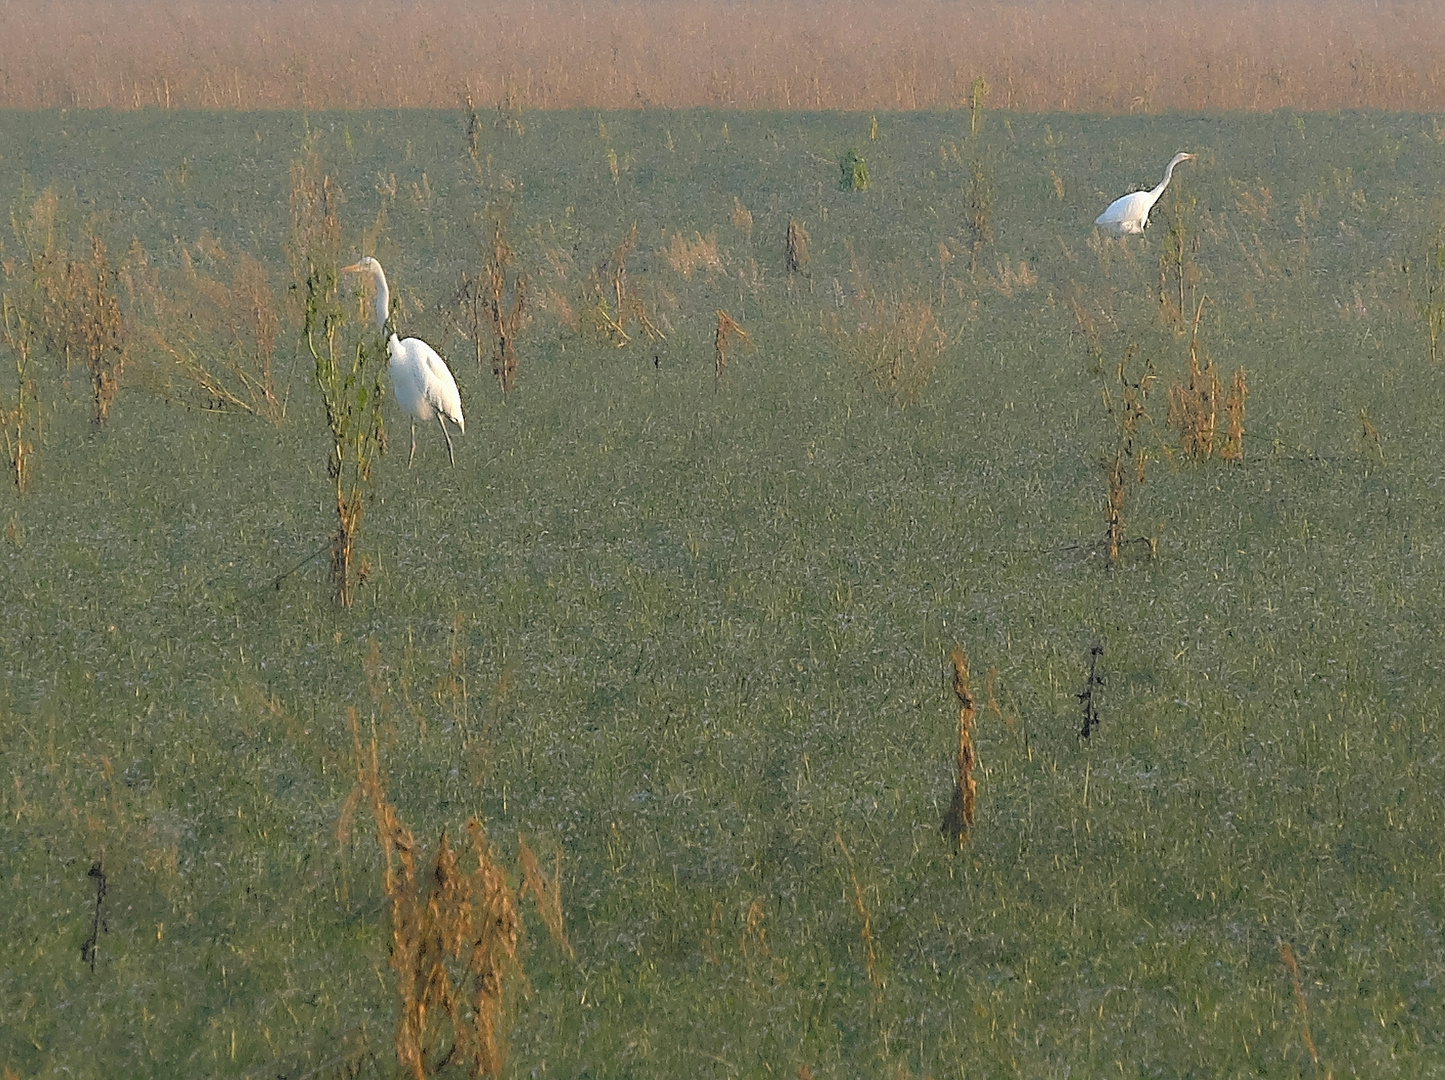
[4,107,1445,1078]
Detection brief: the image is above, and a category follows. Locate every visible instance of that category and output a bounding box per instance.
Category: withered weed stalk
[518,835,575,959]
[455,218,528,397]
[1157,186,1200,330]
[786,219,811,278]
[292,144,388,608]
[846,296,946,407]
[1409,202,1445,363]
[941,644,978,848]
[0,296,38,492]
[1358,408,1385,464]
[1101,342,1156,568]
[834,830,884,1000]
[964,77,995,273]
[1078,644,1104,738]
[1278,941,1322,1070]
[713,309,751,390]
[346,708,521,1080]
[1219,367,1249,462]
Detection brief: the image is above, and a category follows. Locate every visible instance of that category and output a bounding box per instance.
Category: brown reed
[1219,367,1249,462]
[14,1,1445,114]
[941,644,978,848]
[1101,343,1155,569]
[1359,408,1385,463]
[455,219,529,397]
[1167,297,1220,460]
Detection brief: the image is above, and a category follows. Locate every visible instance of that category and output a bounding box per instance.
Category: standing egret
[1094,152,1196,236]
[342,256,465,467]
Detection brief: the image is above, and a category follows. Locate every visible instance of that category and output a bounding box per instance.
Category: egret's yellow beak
[341,262,365,274]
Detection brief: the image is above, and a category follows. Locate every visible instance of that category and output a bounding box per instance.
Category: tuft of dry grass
[1167,298,1220,460]
[0,296,38,492]
[845,297,946,408]
[835,830,883,998]
[941,644,978,848]
[662,232,724,280]
[1219,367,1249,462]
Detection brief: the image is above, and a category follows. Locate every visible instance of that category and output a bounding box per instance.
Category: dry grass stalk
[1358,408,1385,463]
[456,219,529,397]
[1219,367,1249,462]
[941,644,978,848]
[1078,644,1104,738]
[1167,297,1220,460]
[518,835,574,959]
[849,297,946,407]
[1278,941,1320,1068]
[739,898,768,959]
[1157,189,1199,330]
[130,237,285,420]
[59,232,128,426]
[585,223,664,347]
[834,830,883,996]
[0,296,37,492]
[662,231,724,280]
[713,309,751,389]
[347,708,522,1080]
[785,220,810,276]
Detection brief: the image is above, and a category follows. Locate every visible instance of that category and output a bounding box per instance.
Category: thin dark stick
[1078,644,1104,738]
[81,855,107,972]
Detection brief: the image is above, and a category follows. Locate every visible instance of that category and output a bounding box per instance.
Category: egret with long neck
[1094,152,1196,236]
[342,256,465,467]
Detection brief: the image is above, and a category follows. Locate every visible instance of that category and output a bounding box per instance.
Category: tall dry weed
[941,644,978,848]
[0,297,38,492]
[347,709,521,1079]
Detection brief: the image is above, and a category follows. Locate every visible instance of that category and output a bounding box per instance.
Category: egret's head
[341,256,378,276]
[1173,152,1196,165]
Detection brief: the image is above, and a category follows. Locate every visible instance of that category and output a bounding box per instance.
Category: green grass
[4,107,1445,1077]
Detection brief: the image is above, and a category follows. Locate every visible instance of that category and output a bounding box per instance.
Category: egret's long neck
[368,264,391,332]
[1153,158,1181,197]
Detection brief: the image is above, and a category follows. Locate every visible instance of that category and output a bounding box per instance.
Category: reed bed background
[4,0,1445,113]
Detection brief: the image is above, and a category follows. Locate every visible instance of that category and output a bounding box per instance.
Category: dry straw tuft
[847,297,946,407]
[662,231,724,280]
[941,644,978,847]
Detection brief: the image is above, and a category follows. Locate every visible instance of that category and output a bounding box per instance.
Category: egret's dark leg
[409,421,418,468]
[439,414,456,467]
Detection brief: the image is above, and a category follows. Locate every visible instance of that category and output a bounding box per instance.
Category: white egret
[342,256,464,467]
[1094,152,1196,236]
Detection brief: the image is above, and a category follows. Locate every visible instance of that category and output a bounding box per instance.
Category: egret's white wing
[404,336,465,433]
[1094,190,1152,235]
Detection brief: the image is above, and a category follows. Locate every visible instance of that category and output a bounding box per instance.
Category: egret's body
[1094,152,1196,236]
[342,256,464,466]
